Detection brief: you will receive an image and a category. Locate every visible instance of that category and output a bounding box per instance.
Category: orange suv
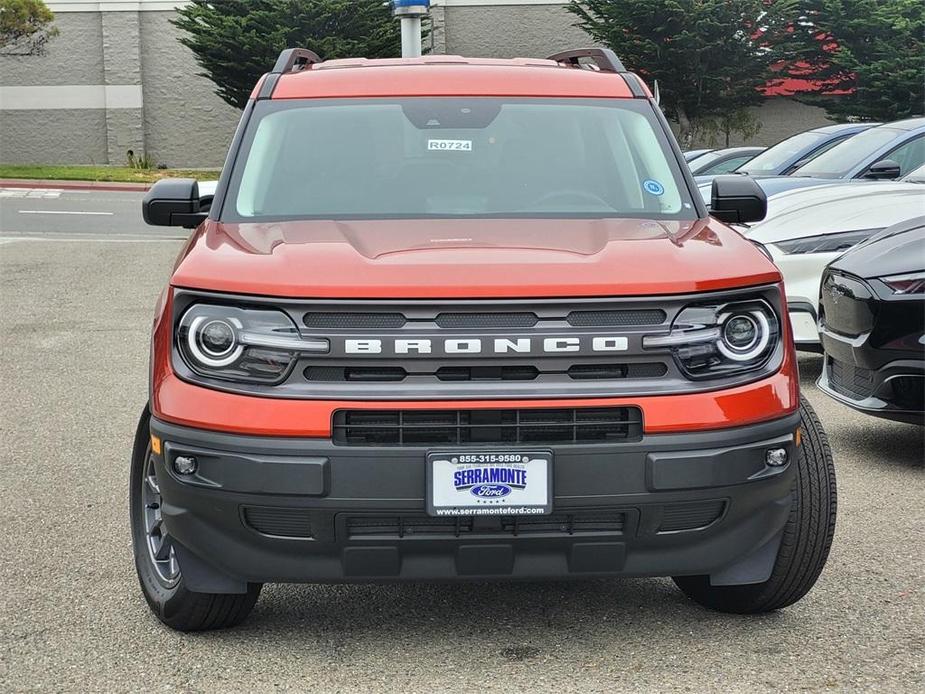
[133,48,836,631]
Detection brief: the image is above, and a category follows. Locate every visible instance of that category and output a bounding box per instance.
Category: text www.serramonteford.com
[433,506,547,516]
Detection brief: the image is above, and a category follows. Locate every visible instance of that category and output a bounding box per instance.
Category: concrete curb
[0,178,151,192]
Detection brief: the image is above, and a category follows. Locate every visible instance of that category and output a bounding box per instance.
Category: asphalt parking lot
[1,189,923,692]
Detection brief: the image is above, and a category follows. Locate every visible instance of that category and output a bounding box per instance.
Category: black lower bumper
[818,355,924,424]
[149,412,800,592]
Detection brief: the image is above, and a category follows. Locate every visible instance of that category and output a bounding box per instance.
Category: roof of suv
[268,55,639,100]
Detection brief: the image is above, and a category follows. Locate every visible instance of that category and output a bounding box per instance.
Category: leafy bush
[0,0,58,55]
[173,0,401,109]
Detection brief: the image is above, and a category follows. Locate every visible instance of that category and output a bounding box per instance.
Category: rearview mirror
[862,159,901,180]
[142,178,210,228]
[710,175,767,224]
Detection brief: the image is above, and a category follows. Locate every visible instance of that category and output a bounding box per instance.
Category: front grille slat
[435,312,538,328]
[345,511,625,539]
[305,362,667,383]
[303,312,406,328]
[333,407,642,446]
[567,309,666,326]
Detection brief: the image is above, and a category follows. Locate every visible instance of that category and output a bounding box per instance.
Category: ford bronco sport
[133,48,837,631]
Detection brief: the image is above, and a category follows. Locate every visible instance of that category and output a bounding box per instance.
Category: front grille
[332,407,643,446]
[829,358,875,400]
[658,500,725,532]
[176,288,784,401]
[243,507,312,538]
[344,511,626,539]
[278,297,698,399]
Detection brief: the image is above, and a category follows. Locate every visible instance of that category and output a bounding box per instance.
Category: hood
[745,185,925,245]
[170,217,780,298]
[830,217,925,279]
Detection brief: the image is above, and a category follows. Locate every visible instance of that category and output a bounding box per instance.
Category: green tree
[0,0,58,55]
[700,108,763,148]
[793,0,924,121]
[173,0,402,110]
[568,0,800,146]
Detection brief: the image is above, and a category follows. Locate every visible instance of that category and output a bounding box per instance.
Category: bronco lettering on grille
[342,336,629,356]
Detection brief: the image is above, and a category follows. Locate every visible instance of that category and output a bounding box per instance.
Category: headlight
[643,299,780,379]
[881,271,925,295]
[177,304,328,383]
[773,228,879,255]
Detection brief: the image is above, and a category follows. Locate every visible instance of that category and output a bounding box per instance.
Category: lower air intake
[332,407,643,446]
[344,511,626,539]
[243,507,313,538]
[658,500,725,532]
[829,359,875,400]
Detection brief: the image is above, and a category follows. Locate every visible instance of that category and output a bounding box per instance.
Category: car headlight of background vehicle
[773,228,880,255]
[177,304,328,383]
[881,271,925,295]
[643,299,780,379]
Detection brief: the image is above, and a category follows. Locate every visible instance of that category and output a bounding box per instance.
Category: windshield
[224,98,696,221]
[737,131,828,174]
[792,127,901,178]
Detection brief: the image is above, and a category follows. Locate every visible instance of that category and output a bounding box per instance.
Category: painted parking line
[18,210,114,216]
[0,188,73,198]
[0,235,183,243]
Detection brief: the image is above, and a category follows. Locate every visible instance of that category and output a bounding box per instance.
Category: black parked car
[817,216,925,424]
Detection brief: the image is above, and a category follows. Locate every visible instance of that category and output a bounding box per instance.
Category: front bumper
[149,411,801,589]
[787,299,822,350]
[817,353,924,424]
[817,270,924,424]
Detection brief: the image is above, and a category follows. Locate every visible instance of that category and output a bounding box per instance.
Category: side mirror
[862,159,901,180]
[142,178,209,228]
[710,175,767,224]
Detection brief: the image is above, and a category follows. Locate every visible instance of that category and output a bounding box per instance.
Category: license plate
[426,450,553,517]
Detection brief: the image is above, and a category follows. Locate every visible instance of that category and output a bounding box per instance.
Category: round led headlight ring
[186,315,244,367]
[716,310,771,362]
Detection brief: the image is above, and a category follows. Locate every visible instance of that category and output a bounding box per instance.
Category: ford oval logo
[470,484,512,498]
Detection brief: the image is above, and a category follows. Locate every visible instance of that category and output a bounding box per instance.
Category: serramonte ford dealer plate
[426,451,553,517]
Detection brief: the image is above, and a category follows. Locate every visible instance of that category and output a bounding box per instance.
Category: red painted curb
[0,178,151,192]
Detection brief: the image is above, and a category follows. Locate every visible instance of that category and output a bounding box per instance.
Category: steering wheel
[527,189,612,209]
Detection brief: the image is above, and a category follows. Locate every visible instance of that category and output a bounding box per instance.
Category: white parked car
[743,179,925,349]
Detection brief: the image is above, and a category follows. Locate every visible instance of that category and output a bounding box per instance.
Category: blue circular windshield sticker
[643,179,665,196]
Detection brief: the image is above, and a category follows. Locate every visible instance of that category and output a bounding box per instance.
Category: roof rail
[272,48,322,74]
[546,48,626,74]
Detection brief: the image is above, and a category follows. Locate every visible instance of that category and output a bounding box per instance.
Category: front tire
[130,410,261,631]
[673,397,837,613]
